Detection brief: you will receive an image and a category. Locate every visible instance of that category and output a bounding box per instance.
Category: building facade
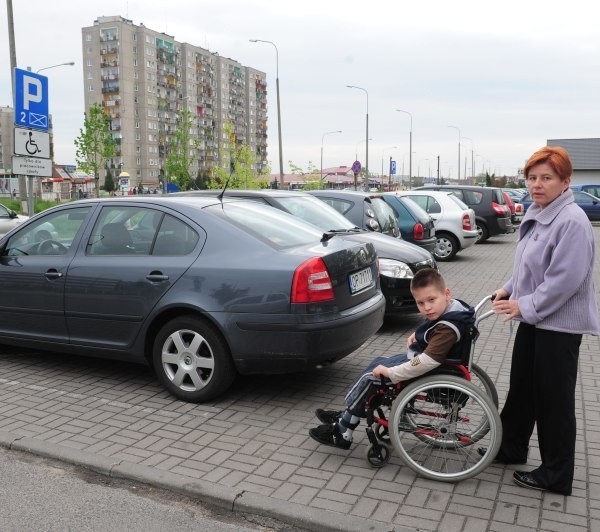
[547,138,600,183]
[81,15,268,189]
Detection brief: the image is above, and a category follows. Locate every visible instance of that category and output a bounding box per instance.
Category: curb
[0,429,410,532]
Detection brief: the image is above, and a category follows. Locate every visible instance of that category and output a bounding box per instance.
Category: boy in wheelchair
[309,268,475,450]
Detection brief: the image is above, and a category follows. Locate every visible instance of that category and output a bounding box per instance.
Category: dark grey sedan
[0,196,385,402]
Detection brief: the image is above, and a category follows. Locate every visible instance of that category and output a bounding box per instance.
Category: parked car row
[0,182,593,404]
[172,189,437,314]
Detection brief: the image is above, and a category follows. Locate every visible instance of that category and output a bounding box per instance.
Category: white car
[0,203,28,237]
[396,190,478,261]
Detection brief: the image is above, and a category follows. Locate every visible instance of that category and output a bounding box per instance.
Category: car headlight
[378,258,413,278]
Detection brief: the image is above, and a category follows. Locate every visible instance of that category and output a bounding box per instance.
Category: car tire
[476,222,489,243]
[433,232,458,262]
[152,315,236,402]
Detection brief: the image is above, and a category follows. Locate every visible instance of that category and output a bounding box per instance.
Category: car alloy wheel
[433,233,458,262]
[152,315,235,402]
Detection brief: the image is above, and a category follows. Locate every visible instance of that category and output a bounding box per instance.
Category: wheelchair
[361,296,502,482]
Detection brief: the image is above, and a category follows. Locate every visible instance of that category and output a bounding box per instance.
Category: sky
[1,0,599,179]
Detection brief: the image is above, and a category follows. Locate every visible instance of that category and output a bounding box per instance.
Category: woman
[491,146,598,495]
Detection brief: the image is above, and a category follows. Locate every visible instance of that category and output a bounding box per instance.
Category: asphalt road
[0,447,304,532]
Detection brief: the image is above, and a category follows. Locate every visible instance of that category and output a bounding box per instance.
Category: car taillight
[462,213,472,231]
[291,257,335,303]
[515,204,523,214]
[492,202,506,216]
[413,223,424,240]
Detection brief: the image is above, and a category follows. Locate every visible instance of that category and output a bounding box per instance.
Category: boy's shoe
[315,408,342,424]
[309,423,352,450]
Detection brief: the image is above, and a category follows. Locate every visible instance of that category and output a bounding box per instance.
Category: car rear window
[370,198,398,234]
[446,194,470,210]
[461,190,484,205]
[210,201,324,249]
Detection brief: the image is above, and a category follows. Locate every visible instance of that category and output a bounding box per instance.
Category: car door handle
[44,269,63,280]
[146,272,169,282]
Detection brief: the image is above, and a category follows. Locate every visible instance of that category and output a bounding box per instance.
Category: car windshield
[208,201,326,249]
[276,196,357,231]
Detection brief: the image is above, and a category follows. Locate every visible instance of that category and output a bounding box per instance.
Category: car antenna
[217,160,235,202]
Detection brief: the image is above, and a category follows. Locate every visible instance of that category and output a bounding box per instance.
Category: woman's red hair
[524,146,572,181]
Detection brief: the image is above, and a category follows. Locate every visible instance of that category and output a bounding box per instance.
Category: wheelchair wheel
[389,375,502,482]
[366,443,392,468]
[470,363,499,407]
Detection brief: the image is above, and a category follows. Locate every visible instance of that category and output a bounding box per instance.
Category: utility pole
[6,0,27,204]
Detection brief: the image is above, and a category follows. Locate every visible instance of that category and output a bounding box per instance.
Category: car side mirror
[9,209,18,219]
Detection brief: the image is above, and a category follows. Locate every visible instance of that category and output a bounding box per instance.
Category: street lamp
[320,130,342,187]
[396,109,413,188]
[355,138,373,160]
[418,158,430,181]
[448,125,461,183]
[462,136,474,184]
[250,39,283,189]
[347,85,369,183]
[36,61,75,73]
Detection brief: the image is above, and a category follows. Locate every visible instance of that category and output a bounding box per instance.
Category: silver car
[0,203,28,237]
[393,190,478,261]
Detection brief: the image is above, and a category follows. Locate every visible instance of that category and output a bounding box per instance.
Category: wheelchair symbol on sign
[25,131,41,155]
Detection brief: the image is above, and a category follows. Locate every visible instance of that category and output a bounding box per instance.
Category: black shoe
[513,471,572,496]
[477,447,527,465]
[315,408,342,424]
[309,423,352,450]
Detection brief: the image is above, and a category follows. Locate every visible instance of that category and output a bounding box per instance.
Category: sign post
[352,160,362,191]
[13,67,50,215]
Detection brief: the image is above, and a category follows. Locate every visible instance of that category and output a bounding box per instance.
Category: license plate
[349,267,374,294]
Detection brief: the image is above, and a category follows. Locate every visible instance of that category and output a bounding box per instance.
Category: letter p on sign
[23,75,42,110]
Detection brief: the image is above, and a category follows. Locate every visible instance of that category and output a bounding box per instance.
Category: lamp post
[355,138,373,159]
[320,130,341,188]
[250,39,283,189]
[448,125,461,183]
[347,85,369,185]
[462,136,474,184]
[396,109,413,188]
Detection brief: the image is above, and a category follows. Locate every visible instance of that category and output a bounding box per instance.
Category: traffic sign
[14,127,50,159]
[14,68,49,131]
[390,160,396,175]
[352,160,362,175]
[12,156,52,177]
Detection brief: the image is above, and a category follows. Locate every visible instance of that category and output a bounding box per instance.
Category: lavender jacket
[503,189,599,335]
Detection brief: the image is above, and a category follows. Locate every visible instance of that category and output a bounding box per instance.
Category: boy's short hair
[410,268,446,293]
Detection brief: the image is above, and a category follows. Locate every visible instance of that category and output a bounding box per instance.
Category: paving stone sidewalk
[0,229,599,532]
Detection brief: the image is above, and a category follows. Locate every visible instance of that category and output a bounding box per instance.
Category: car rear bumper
[229,292,386,374]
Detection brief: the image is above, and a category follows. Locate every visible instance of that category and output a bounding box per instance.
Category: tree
[74,103,115,198]
[104,166,115,193]
[164,108,200,191]
[207,122,269,190]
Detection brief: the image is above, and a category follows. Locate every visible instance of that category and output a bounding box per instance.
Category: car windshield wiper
[320,228,364,242]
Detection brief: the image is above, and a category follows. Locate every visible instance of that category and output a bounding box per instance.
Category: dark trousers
[500,322,581,494]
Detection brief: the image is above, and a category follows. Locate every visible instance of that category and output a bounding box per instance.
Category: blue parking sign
[390,160,396,175]
[14,68,49,131]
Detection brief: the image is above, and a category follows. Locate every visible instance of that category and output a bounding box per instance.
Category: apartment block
[81,15,268,188]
